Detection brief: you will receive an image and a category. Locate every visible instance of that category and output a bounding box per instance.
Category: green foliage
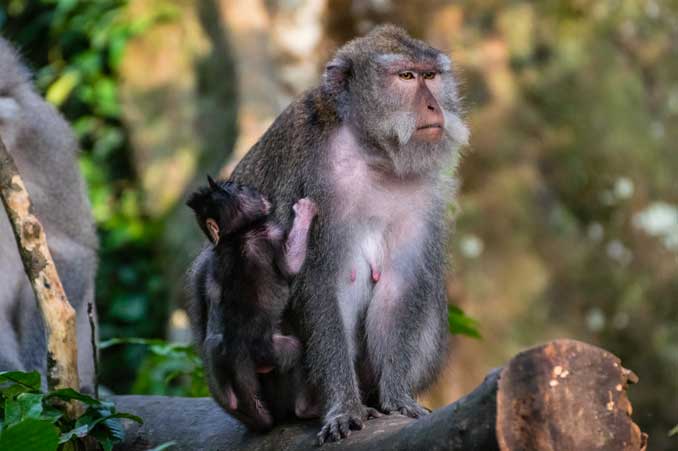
[146,442,177,451]
[448,305,482,339]
[0,371,142,451]
[100,339,208,398]
[0,0,175,393]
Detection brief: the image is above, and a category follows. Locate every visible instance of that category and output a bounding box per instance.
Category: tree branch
[0,136,82,417]
[112,339,647,451]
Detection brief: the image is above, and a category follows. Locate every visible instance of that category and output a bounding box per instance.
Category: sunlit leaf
[448,305,482,339]
[45,71,80,106]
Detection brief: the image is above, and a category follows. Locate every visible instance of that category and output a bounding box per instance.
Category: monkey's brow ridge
[373,53,451,72]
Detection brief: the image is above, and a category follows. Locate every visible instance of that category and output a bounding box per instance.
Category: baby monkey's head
[187,175,271,245]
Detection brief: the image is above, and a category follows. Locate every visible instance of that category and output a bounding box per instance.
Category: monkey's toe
[316,412,363,446]
[381,397,430,419]
[365,407,383,419]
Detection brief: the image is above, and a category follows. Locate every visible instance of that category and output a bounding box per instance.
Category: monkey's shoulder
[233,89,339,174]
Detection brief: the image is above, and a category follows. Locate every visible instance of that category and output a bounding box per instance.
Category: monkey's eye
[398,71,415,80]
[422,71,436,80]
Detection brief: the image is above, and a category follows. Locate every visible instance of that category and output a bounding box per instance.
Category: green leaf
[4,399,21,427]
[47,388,100,406]
[448,305,482,339]
[4,393,44,427]
[147,441,177,451]
[0,419,59,451]
[669,424,678,437]
[102,417,125,442]
[16,393,45,420]
[45,70,80,106]
[99,337,166,349]
[0,371,42,391]
[59,424,90,444]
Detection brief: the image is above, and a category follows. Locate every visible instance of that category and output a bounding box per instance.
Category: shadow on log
[112,339,647,451]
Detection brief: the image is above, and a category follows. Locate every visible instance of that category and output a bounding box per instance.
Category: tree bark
[112,339,647,451]
[0,136,82,417]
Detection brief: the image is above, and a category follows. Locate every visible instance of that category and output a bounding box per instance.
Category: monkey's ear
[206,218,220,245]
[322,56,351,98]
[207,175,219,190]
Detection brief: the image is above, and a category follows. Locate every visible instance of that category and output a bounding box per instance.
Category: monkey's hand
[292,197,318,225]
[380,395,431,418]
[283,198,318,275]
[317,403,382,445]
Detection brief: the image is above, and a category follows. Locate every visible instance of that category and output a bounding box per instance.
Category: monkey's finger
[338,418,350,438]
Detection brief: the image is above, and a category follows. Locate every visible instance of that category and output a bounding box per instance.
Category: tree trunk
[112,339,647,451]
[0,137,82,418]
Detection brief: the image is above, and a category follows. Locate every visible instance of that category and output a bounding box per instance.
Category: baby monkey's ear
[207,174,220,191]
[206,218,220,245]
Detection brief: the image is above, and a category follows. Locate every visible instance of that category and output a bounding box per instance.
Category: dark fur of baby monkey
[186,176,319,431]
[229,25,469,444]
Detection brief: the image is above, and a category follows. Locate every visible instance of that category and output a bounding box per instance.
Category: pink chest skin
[326,125,441,357]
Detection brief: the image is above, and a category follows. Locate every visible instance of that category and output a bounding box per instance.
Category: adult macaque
[0,37,98,391]
[186,176,319,431]
[229,25,469,444]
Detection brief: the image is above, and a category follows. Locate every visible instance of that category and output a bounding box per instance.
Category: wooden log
[0,136,82,417]
[112,339,647,451]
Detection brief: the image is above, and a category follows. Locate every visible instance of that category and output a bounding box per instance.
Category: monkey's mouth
[416,124,442,130]
[415,124,444,141]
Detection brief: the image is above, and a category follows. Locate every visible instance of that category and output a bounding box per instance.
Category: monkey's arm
[277,198,317,278]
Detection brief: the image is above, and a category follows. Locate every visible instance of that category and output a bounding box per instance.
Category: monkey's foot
[380,396,430,418]
[316,405,382,445]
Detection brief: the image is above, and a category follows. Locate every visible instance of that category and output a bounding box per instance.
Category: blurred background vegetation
[1,0,676,448]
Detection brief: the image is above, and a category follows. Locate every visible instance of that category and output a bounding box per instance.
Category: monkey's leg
[365,267,447,418]
[297,274,380,445]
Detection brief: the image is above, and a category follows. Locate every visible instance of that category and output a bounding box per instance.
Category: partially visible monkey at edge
[0,37,98,391]
[226,25,469,444]
[186,176,320,431]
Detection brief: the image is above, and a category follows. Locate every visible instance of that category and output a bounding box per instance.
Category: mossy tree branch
[113,340,647,451]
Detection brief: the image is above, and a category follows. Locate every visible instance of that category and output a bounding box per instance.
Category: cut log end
[496,339,646,451]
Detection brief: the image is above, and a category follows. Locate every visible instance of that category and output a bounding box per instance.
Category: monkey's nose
[427,104,436,111]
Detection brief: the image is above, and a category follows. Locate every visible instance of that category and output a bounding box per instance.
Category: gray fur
[0,37,98,391]
[229,25,467,444]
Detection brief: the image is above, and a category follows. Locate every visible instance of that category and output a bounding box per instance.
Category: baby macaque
[186,176,318,431]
